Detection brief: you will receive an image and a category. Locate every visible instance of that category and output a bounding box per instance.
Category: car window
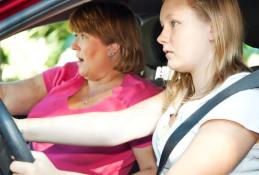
[244,44,259,67]
[0,22,76,81]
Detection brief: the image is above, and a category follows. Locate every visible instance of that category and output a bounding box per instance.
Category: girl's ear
[107,43,120,57]
[208,24,215,41]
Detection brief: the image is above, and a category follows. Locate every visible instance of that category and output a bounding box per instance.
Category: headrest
[141,16,167,69]
[239,0,259,48]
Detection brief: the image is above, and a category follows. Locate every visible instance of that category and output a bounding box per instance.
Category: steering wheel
[0,100,34,175]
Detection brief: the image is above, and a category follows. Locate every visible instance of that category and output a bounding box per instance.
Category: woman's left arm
[132,145,157,175]
[167,119,258,175]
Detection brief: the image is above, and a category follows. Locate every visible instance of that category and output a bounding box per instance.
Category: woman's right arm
[10,151,85,175]
[0,74,47,115]
[18,91,165,146]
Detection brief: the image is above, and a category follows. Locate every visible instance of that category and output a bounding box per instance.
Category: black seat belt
[157,70,259,175]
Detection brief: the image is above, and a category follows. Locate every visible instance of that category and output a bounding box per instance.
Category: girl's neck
[191,54,215,99]
[191,70,213,100]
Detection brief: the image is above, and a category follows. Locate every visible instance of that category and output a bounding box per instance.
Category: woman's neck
[87,73,124,96]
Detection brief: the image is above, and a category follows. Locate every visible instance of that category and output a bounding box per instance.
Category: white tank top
[153,72,259,174]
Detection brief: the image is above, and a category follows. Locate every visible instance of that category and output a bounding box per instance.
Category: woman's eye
[80,34,85,39]
[74,33,88,40]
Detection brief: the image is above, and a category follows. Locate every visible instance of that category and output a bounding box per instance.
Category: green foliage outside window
[28,22,72,67]
[243,44,259,63]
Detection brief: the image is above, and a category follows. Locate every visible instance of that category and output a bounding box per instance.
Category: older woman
[2,1,161,175]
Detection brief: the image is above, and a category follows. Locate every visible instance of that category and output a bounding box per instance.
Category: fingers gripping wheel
[0,100,34,175]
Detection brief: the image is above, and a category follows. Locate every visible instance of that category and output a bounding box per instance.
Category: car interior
[0,0,258,80]
[0,0,259,174]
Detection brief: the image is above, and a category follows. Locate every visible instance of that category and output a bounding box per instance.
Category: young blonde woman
[11,0,259,174]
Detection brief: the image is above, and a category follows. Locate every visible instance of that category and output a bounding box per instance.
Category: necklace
[71,75,124,108]
[83,99,88,105]
[82,88,113,106]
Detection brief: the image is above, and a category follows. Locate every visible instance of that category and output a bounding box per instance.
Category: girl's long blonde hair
[163,0,250,111]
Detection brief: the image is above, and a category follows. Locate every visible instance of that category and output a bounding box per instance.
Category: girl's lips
[163,48,173,54]
[165,51,174,60]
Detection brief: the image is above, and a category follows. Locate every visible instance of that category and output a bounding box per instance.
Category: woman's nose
[71,40,80,50]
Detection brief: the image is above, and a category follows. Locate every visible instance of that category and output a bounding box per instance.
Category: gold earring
[108,51,115,57]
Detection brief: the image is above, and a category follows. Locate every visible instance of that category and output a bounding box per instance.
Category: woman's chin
[78,69,88,78]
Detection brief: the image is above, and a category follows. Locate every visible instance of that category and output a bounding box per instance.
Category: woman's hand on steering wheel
[10,151,60,175]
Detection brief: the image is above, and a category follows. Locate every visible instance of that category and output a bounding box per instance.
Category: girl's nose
[157,27,168,45]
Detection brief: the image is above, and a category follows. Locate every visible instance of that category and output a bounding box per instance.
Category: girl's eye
[170,20,178,28]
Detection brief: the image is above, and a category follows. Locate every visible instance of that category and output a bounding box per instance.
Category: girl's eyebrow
[160,14,176,25]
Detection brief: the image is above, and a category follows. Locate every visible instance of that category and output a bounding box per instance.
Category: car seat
[239,0,259,71]
[239,0,259,49]
[140,16,167,87]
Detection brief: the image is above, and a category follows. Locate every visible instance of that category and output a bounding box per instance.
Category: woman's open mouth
[78,57,84,62]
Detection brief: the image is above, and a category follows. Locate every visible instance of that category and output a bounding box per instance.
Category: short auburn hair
[69,1,144,74]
